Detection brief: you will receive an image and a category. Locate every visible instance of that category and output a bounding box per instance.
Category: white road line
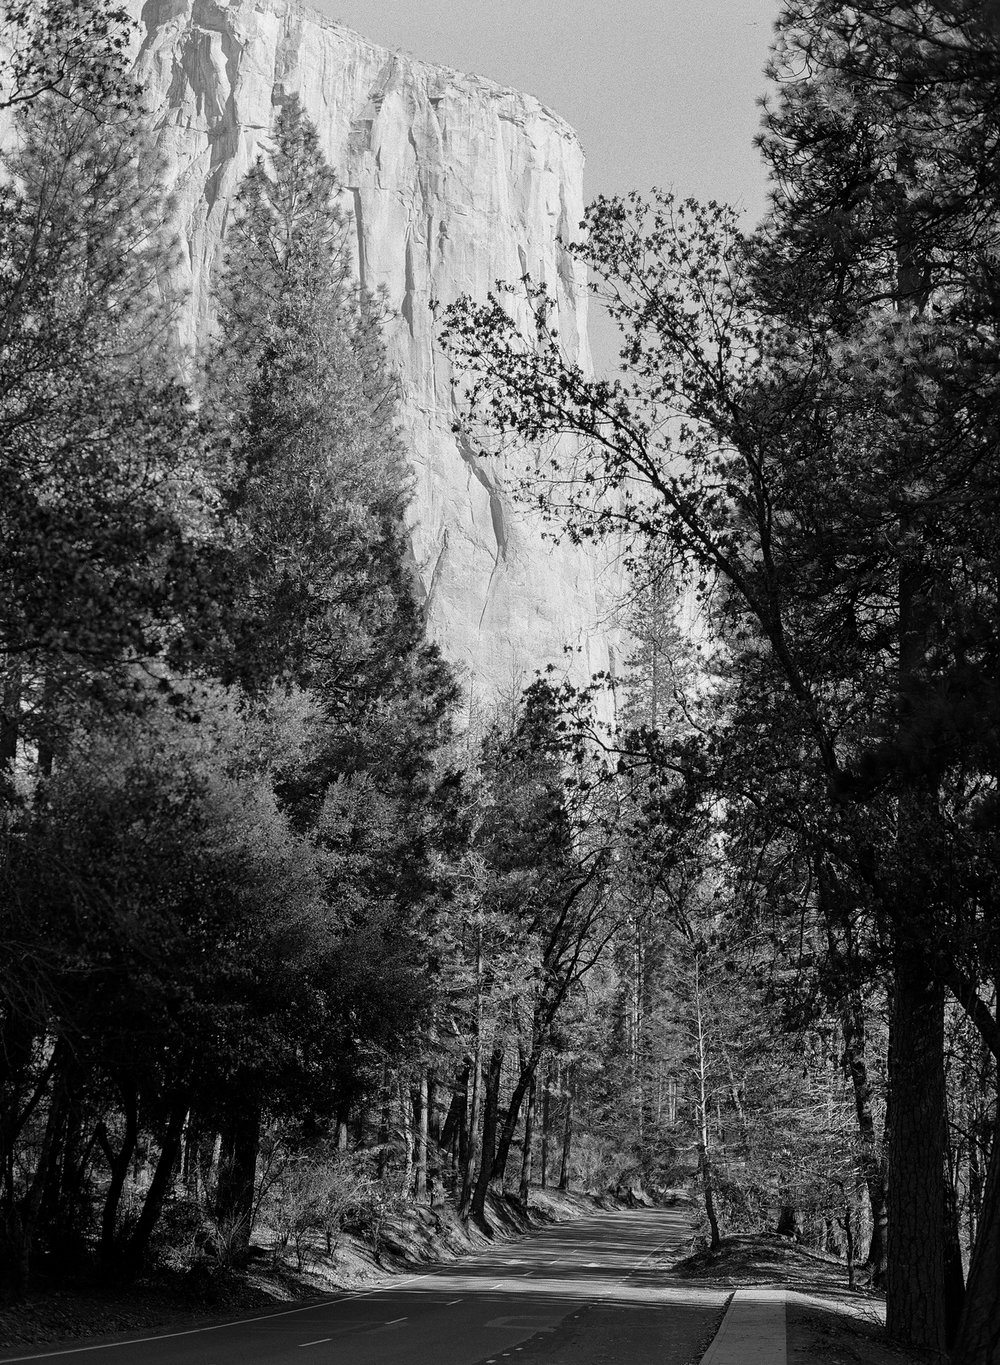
[446,1299,463,1305]
[0,1275,432,1363]
[384,1317,407,1325]
[298,1340,331,1348]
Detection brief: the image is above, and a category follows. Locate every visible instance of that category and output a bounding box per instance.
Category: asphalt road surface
[0,1208,730,1365]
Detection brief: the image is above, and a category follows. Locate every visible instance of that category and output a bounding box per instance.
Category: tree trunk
[820,866,890,1284]
[335,1111,349,1153]
[97,1087,139,1273]
[518,1070,536,1206]
[125,1097,188,1272]
[377,1072,392,1182]
[426,1069,440,1203]
[459,928,484,1217]
[214,1102,262,1261]
[398,1075,414,1195]
[952,1104,1000,1365]
[838,987,889,1283]
[693,960,720,1251]
[558,1065,573,1192]
[2,1086,62,1301]
[776,1205,801,1239]
[414,1071,428,1202]
[541,1060,550,1190]
[441,1073,466,1188]
[10,1040,77,1296]
[459,1054,481,1217]
[844,1214,856,1286]
[492,1044,540,1193]
[884,953,948,1357]
[470,1045,503,1220]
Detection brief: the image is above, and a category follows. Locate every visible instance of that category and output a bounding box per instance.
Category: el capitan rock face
[129,0,619,706]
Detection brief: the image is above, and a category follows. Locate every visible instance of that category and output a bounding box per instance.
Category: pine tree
[206,96,461,1245]
[0,18,223,778]
[210,95,416,698]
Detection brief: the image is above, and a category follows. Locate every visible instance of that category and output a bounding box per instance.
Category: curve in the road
[1,1208,729,1365]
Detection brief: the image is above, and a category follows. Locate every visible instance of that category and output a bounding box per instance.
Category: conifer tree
[206,96,460,1244]
[0,11,223,777]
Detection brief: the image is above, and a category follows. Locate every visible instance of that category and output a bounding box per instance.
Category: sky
[311,0,782,223]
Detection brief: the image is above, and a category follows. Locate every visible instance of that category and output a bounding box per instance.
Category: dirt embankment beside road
[0,1187,619,1352]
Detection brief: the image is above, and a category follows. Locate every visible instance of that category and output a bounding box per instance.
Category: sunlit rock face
[128,0,620,709]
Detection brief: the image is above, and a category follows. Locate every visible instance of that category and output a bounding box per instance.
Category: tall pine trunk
[558,1064,573,1192]
[470,1045,503,1220]
[518,1071,536,1206]
[840,989,888,1281]
[884,953,947,1355]
[540,1060,550,1190]
[693,971,720,1252]
[459,1051,482,1218]
[414,1072,429,1202]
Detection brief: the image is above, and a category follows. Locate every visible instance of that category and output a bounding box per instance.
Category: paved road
[0,1208,729,1365]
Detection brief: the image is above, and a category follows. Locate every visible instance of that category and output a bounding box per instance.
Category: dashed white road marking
[298,1339,331,1348]
[384,1317,408,1326]
[0,1274,433,1363]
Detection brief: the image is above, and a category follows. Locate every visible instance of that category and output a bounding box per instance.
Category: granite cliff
[128,0,619,708]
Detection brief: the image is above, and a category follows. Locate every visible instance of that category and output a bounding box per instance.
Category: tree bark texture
[540,1061,550,1190]
[459,1052,482,1218]
[470,1045,503,1220]
[414,1072,428,1201]
[558,1065,573,1192]
[885,954,948,1358]
[125,1097,188,1271]
[97,1087,139,1272]
[518,1071,536,1205]
[839,989,889,1282]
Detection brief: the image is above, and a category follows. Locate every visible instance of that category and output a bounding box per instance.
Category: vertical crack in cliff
[368,55,397,109]
[457,430,508,630]
[347,56,397,170]
[402,233,416,334]
[422,528,449,621]
[347,188,367,290]
[404,526,449,621]
[179,1,246,211]
[274,9,303,92]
